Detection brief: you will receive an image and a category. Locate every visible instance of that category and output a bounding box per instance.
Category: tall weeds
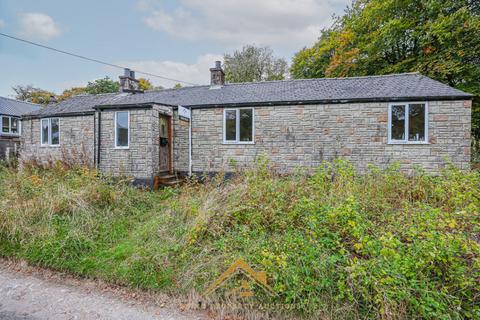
[0,160,479,319]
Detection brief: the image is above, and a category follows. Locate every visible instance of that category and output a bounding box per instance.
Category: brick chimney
[210,61,225,87]
[119,68,142,93]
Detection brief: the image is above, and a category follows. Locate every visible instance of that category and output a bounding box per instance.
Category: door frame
[168,115,173,174]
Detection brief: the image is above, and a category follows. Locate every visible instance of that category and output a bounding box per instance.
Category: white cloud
[116,53,223,88]
[141,0,350,51]
[0,19,5,29]
[17,13,61,41]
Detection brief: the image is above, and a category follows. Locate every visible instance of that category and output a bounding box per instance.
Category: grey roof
[0,96,41,117]
[25,92,126,118]
[25,73,473,118]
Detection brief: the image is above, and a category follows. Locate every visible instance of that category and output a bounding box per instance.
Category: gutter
[22,111,95,120]
[93,102,159,110]
[184,95,474,109]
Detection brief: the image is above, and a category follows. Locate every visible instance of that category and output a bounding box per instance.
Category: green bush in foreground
[0,160,479,319]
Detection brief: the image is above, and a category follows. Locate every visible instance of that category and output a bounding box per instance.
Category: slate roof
[25,73,473,118]
[25,92,126,118]
[0,96,41,117]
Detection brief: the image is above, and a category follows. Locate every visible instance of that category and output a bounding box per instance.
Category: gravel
[0,260,210,320]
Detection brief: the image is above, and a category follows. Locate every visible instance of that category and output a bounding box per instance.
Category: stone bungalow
[0,96,41,161]
[21,62,472,186]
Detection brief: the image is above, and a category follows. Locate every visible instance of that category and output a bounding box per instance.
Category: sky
[0,0,350,97]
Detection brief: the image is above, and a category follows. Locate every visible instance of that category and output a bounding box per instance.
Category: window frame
[40,118,60,146]
[0,115,21,136]
[223,107,255,144]
[114,111,130,149]
[387,102,429,145]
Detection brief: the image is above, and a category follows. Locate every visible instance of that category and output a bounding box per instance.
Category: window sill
[0,134,20,137]
[114,147,130,150]
[387,141,430,145]
[40,144,60,147]
[222,141,255,145]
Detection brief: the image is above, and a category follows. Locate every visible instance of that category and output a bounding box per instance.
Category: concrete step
[157,174,176,181]
[162,179,182,186]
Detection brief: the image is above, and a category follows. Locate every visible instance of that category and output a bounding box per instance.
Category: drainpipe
[188,107,192,176]
[96,111,102,169]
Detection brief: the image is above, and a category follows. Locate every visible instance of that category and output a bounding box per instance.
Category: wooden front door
[159,114,171,173]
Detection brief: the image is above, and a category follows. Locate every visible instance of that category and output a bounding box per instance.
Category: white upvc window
[223,108,255,144]
[40,118,60,146]
[1,116,21,135]
[388,102,428,144]
[115,111,130,148]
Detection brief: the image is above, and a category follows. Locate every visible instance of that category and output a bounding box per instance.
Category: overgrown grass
[0,160,479,319]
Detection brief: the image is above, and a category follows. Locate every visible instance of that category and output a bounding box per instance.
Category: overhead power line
[0,32,199,86]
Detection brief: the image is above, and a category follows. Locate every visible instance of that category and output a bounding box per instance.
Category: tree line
[12,77,161,105]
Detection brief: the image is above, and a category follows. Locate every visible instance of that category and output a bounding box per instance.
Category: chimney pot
[124,68,131,77]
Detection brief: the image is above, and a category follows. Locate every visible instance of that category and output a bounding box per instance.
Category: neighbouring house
[21,62,472,186]
[0,96,41,161]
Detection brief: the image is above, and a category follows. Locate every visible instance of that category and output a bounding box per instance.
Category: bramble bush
[0,160,479,319]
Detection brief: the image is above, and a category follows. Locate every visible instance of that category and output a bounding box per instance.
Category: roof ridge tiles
[220,72,422,87]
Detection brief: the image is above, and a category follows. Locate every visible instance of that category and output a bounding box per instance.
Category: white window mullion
[236,109,240,143]
[424,103,429,143]
[224,109,227,142]
[48,119,52,145]
[405,104,410,142]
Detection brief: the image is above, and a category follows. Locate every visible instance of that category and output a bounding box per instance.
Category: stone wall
[97,105,172,183]
[189,100,471,173]
[20,115,94,166]
[19,100,471,180]
[98,108,152,180]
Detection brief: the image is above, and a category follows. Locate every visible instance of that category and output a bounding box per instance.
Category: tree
[291,0,480,159]
[58,87,87,101]
[223,45,288,83]
[12,85,55,105]
[138,78,153,91]
[173,83,182,89]
[85,77,119,94]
